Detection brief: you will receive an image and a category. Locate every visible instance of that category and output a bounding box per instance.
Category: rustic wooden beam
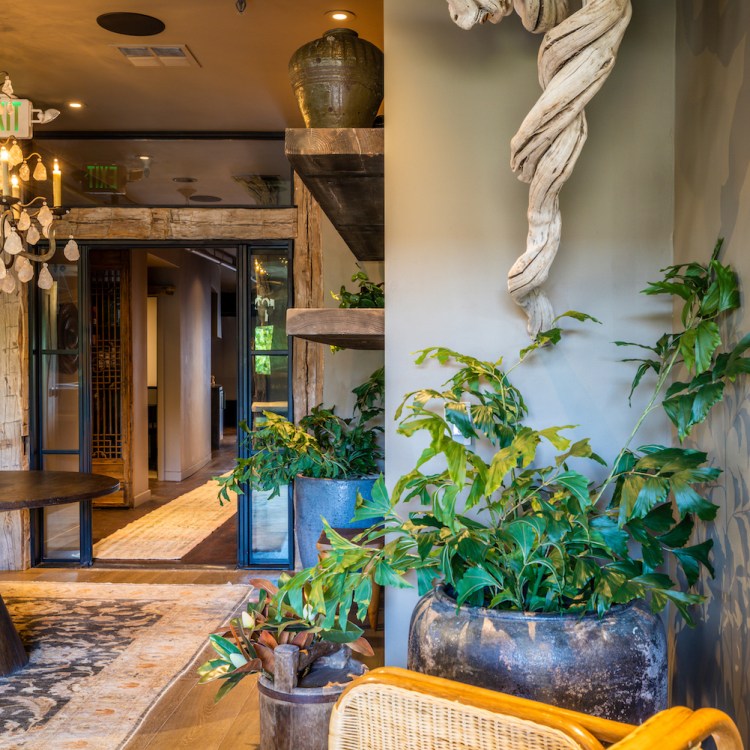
[0,288,30,571]
[285,128,384,262]
[292,175,324,423]
[55,207,298,241]
[287,308,384,350]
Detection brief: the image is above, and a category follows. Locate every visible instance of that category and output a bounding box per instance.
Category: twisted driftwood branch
[447,0,632,336]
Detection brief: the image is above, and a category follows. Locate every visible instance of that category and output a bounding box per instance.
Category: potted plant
[275,243,750,723]
[198,578,371,750]
[332,270,385,310]
[219,367,384,567]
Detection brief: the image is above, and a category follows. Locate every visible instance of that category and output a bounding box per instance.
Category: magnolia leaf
[214,675,244,702]
[347,636,375,656]
[320,623,365,643]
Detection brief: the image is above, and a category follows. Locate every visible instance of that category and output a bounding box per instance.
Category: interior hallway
[92,429,238,566]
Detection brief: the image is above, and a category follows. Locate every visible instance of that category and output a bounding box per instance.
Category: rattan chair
[329,667,744,750]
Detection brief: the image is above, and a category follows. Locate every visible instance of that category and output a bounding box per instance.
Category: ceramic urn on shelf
[289,27,384,128]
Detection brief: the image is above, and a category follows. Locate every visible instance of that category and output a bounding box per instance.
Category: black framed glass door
[29,244,92,565]
[30,239,294,569]
[237,241,294,568]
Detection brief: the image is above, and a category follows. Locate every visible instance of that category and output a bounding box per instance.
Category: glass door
[30,244,92,564]
[237,241,294,568]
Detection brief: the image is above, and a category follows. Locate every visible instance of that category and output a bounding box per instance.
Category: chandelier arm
[19,227,56,263]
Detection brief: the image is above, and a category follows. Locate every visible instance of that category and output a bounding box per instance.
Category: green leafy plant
[198,578,373,701]
[218,367,384,503]
[277,243,749,626]
[332,270,385,309]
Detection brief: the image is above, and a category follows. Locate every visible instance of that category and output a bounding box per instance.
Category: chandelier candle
[52,160,61,208]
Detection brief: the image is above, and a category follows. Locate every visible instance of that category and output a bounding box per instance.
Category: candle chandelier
[0,72,78,295]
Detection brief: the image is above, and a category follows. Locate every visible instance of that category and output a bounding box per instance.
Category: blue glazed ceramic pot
[294,475,376,568]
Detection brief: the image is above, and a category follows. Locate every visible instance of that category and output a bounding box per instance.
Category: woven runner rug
[0,580,250,749]
[93,477,237,560]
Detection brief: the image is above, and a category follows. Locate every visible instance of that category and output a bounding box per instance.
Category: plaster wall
[130,252,150,505]
[383,0,676,665]
[150,249,215,481]
[672,2,750,741]
[321,213,384,416]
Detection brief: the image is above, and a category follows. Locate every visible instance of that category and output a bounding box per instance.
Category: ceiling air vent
[114,44,201,68]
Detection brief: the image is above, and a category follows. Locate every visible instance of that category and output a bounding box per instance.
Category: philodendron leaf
[539,426,574,451]
[555,471,592,508]
[455,566,500,606]
[355,476,391,520]
[673,540,715,586]
[670,473,720,521]
[506,518,544,561]
[590,516,630,558]
[680,320,721,375]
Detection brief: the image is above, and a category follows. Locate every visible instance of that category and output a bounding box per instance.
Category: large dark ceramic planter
[289,28,384,128]
[294,475,375,568]
[408,585,667,724]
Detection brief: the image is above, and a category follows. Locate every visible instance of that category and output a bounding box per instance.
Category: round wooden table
[0,470,119,676]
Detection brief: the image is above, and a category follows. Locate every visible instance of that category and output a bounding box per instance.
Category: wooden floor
[0,567,384,749]
[92,431,239,566]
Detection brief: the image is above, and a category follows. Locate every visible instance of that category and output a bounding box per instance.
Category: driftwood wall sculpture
[447,0,632,335]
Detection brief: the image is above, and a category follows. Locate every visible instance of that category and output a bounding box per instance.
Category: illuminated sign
[84,164,127,194]
[0,99,33,139]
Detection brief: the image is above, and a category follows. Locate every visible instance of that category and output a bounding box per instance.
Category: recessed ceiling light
[139,155,150,161]
[96,12,166,37]
[68,101,84,109]
[326,9,356,21]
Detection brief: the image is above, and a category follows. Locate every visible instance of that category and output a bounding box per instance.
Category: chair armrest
[609,707,743,750]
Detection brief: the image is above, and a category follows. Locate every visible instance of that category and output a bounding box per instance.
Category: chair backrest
[329,668,611,750]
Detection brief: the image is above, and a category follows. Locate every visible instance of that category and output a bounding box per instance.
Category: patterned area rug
[93,477,237,560]
[0,580,250,749]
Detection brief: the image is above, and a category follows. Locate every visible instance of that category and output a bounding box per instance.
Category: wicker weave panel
[329,683,587,750]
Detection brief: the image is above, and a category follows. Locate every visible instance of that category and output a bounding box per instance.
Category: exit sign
[0,99,33,139]
[84,164,127,194]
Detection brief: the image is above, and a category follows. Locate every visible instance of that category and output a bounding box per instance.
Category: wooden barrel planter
[258,644,367,750]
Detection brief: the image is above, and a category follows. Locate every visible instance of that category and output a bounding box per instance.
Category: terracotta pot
[289,28,384,128]
[294,475,376,568]
[408,585,667,724]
